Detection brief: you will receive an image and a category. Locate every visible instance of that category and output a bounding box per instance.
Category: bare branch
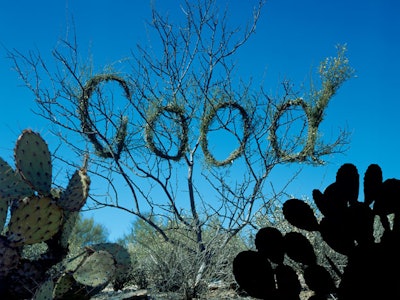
[8,0,353,295]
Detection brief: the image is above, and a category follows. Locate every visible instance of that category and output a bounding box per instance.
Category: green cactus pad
[54,272,106,299]
[0,236,20,277]
[73,250,116,288]
[14,129,52,195]
[53,273,76,299]
[60,211,80,248]
[32,279,54,300]
[65,249,88,273]
[91,242,132,288]
[7,196,63,246]
[0,157,33,202]
[58,169,90,211]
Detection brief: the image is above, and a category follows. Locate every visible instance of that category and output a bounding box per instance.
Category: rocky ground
[91,286,253,300]
[91,286,319,300]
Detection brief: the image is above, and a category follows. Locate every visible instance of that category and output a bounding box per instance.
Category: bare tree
[8,0,353,296]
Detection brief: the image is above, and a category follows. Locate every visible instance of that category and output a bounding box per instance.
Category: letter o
[79,74,130,159]
[145,104,188,161]
[269,98,315,161]
[201,102,250,167]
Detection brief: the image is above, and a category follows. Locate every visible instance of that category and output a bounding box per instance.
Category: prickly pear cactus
[233,163,400,299]
[0,156,33,228]
[91,242,133,290]
[57,169,90,211]
[0,157,33,203]
[0,129,132,299]
[14,129,52,195]
[53,273,93,300]
[73,250,116,288]
[53,273,76,299]
[7,196,63,246]
[60,210,80,248]
[52,247,120,299]
[32,279,54,300]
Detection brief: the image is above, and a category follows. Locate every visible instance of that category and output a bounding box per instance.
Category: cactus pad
[60,211,80,248]
[7,196,63,246]
[14,129,52,195]
[32,279,54,300]
[53,273,76,299]
[65,250,87,273]
[0,236,20,277]
[233,250,276,298]
[58,169,90,211]
[234,163,400,299]
[91,242,132,289]
[0,157,33,202]
[0,128,129,299]
[73,250,116,288]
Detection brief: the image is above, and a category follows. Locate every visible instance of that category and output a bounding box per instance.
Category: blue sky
[1,0,399,240]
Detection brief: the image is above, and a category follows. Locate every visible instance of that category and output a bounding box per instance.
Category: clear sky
[1,0,399,240]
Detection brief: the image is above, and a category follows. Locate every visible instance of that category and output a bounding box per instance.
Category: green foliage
[145,103,189,161]
[121,216,247,296]
[269,44,354,164]
[79,74,130,159]
[200,101,251,166]
[68,214,109,251]
[316,44,354,101]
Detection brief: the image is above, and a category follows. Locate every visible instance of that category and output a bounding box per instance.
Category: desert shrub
[120,217,247,298]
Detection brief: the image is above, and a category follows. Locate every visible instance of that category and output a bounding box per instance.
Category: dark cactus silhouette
[233,163,400,299]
